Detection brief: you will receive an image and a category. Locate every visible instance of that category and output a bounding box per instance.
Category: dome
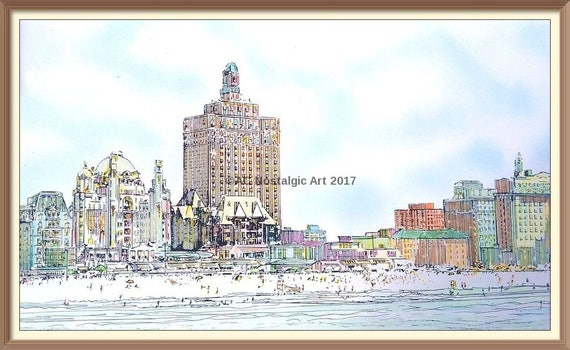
[77,161,93,179]
[223,62,239,73]
[95,152,137,175]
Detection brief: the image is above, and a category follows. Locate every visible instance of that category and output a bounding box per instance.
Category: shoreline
[19,269,551,304]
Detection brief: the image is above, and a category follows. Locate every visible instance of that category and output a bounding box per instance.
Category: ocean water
[20,286,550,331]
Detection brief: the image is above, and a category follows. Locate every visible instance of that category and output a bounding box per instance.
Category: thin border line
[2,1,568,349]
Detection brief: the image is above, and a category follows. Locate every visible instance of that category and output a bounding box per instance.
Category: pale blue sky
[19,19,551,240]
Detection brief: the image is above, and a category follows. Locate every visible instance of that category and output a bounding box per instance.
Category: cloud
[442,21,550,92]
[20,127,72,160]
[18,19,552,238]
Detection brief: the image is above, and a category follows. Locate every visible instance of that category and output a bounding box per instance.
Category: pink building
[322,236,367,261]
[394,203,445,230]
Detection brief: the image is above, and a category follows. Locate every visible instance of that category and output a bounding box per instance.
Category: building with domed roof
[182,62,281,241]
[71,152,172,265]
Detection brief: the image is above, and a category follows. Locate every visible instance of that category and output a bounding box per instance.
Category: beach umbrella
[126,279,135,284]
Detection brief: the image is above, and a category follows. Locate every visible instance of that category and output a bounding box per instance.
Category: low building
[391,229,469,268]
[351,229,402,268]
[303,224,327,260]
[322,236,367,262]
[215,195,276,260]
[278,224,327,261]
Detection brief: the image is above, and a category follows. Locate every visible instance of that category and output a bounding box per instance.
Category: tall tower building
[443,180,497,268]
[494,153,550,266]
[183,62,281,226]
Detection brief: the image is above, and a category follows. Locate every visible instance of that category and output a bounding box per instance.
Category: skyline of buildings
[20,20,551,237]
[19,146,550,272]
[19,61,551,273]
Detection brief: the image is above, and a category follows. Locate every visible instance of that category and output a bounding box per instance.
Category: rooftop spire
[514,152,523,177]
[220,62,240,101]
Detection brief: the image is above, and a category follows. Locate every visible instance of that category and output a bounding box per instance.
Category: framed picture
[2,0,568,349]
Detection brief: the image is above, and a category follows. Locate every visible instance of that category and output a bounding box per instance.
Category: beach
[18,269,552,331]
[19,269,551,304]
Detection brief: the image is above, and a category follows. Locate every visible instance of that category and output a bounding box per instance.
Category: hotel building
[182,62,281,227]
[19,191,72,273]
[443,180,498,268]
[394,203,445,231]
[392,229,469,268]
[71,152,171,264]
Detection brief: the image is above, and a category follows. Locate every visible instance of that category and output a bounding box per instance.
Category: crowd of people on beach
[19,266,552,307]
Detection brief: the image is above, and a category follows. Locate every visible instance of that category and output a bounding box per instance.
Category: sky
[19,19,552,241]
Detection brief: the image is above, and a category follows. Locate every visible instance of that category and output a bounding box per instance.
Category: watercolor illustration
[18,19,552,331]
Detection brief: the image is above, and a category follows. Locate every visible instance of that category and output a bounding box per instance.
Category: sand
[19,269,551,304]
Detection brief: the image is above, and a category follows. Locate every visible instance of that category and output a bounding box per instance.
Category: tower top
[220,62,241,101]
[514,152,523,177]
[224,62,239,73]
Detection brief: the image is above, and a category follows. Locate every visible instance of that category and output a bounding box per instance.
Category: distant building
[275,224,327,262]
[303,224,327,260]
[280,227,304,245]
[322,236,367,263]
[391,229,469,268]
[145,160,173,259]
[352,229,393,250]
[182,62,281,227]
[19,191,72,273]
[215,195,276,260]
[494,153,550,266]
[510,153,551,266]
[71,152,171,265]
[394,203,445,230]
[351,229,402,267]
[495,177,515,263]
[443,180,498,268]
[172,189,208,251]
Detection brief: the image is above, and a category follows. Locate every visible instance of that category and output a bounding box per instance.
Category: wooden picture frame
[1,0,568,349]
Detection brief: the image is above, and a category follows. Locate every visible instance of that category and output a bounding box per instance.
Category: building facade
[494,153,551,266]
[71,152,171,265]
[322,236,367,262]
[19,191,72,273]
[182,62,281,227]
[215,195,276,259]
[172,189,210,251]
[443,180,498,268]
[391,229,469,268]
[302,224,327,260]
[278,224,327,261]
[394,203,445,230]
[146,160,173,257]
[511,153,551,266]
[351,229,402,267]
